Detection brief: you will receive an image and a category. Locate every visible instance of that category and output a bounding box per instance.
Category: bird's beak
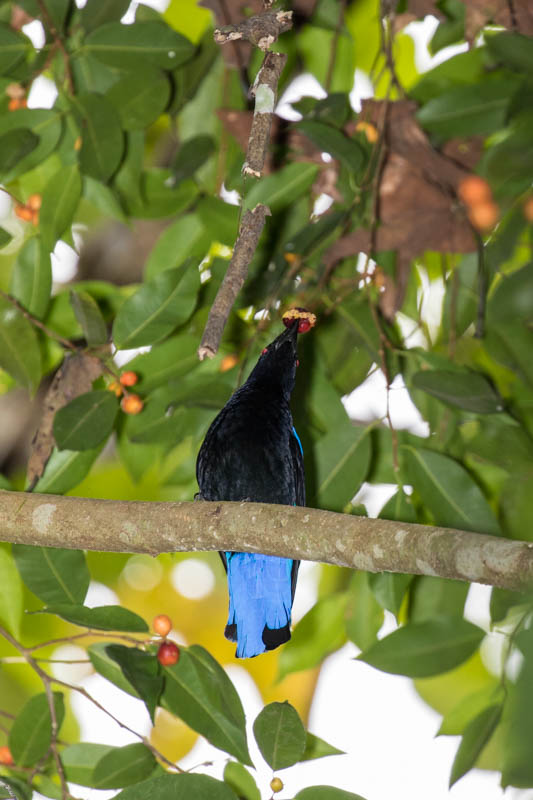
[273,321,298,350]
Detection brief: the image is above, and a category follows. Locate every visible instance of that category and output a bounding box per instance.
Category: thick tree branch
[1,490,532,592]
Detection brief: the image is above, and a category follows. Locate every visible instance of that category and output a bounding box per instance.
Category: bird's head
[248,320,299,395]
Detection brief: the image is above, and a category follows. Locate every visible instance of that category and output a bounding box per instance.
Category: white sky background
[11,5,521,800]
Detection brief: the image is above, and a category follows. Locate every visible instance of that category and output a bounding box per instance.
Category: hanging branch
[1,490,532,592]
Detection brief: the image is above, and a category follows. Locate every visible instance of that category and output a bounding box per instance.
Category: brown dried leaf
[27,353,104,489]
[465,0,533,39]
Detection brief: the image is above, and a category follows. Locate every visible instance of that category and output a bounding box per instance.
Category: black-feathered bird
[196,321,305,658]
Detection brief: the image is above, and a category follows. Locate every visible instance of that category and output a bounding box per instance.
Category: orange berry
[523,196,533,223]
[31,210,39,225]
[458,175,492,207]
[27,193,42,211]
[220,354,239,373]
[74,136,82,151]
[0,745,14,766]
[355,120,378,143]
[467,201,499,231]
[283,252,300,264]
[8,98,19,111]
[157,641,179,666]
[108,381,123,397]
[119,370,138,387]
[153,614,172,637]
[270,777,283,793]
[121,394,143,414]
[14,204,33,222]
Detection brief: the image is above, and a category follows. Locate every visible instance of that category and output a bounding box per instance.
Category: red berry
[153,614,172,637]
[120,370,138,387]
[297,319,311,333]
[0,745,13,766]
[157,641,179,666]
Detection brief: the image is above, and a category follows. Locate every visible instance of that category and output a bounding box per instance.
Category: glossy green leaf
[62,743,116,786]
[196,197,239,245]
[161,644,251,765]
[438,684,503,736]
[124,335,200,394]
[88,642,139,698]
[106,68,171,130]
[489,587,526,624]
[93,743,156,789]
[0,109,62,183]
[313,424,372,512]
[502,626,533,787]
[411,370,504,414]
[295,788,367,800]
[409,577,469,624]
[0,227,13,248]
[114,773,239,800]
[84,21,195,70]
[449,704,503,787]
[223,762,260,800]
[172,134,215,182]
[41,604,148,632]
[70,290,108,346]
[113,262,199,349]
[417,80,517,137]
[0,22,30,73]
[9,692,64,767]
[0,128,39,176]
[53,390,118,451]
[12,544,90,605]
[10,236,52,322]
[244,162,318,212]
[302,732,345,762]
[298,120,365,173]
[357,616,485,678]
[144,215,206,280]
[32,445,103,494]
[106,645,163,722]
[0,296,41,392]
[40,164,82,251]
[345,572,384,651]
[71,93,124,181]
[131,171,198,219]
[486,32,533,73]
[279,593,347,678]
[488,263,533,325]
[402,446,501,535]
[80,0,131,32]
[0,547,23,638]
[253,702,306,770]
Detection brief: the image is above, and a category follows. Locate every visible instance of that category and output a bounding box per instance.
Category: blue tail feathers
[225,552,294,658]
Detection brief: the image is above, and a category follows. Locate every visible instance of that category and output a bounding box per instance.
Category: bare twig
[1,490,533,592]
[243,51,287,178]
[198,204,271,359]
[214,9,292,50]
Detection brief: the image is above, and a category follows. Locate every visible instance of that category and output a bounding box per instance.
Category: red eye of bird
[262,348,268,355]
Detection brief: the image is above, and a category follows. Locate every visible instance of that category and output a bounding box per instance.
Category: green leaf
[253,701,306,770]
[0,776,32,800]
[106,645,163,722]
[357,616,485,678]
[161,644,251,765]
[411,370,504,414]
[88,642,139,698]
[295,788,368,800]
[40,164,82,251]
[144,215,207,279]
[244,163,318,212]
[80,0,131,32]
[0,128,39,176]
[10,236,52,320]
[0,110,62,183]
[70,290,108,346]
[409,577,469,624]
[71,93,124,181]
[0,227,13,248]
[106,68,171,130]
[84,21,195,70]
[345,572,384,651]
[40,604,148,632]
[488,262,533,325]
[93,743,156,789]
[62,743,116,786]
[449,704,503,787]
[172,135,215,182]
[486,32,533,73]
[114,773,239,800]
[12,544,90,605]
[490,587,526,624]
[279,594,347,678]
[0,547,23,638]
[0,22,30,73]
[313,424,372,512]
[196,197,239,245]
[53,390,118,451]
[124,334,200,393]
[298,120,365,174]
[32,445,103,494]
[417,79,518,137]
[402,446,501,535]
[223,762,260,800]
[502,626,533,787]
[131,171,198,219]
[113,262,199,349]
[0,296,41,392]
[8,692,64,767]
[438,684,503,736]
[301,732,345,762]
